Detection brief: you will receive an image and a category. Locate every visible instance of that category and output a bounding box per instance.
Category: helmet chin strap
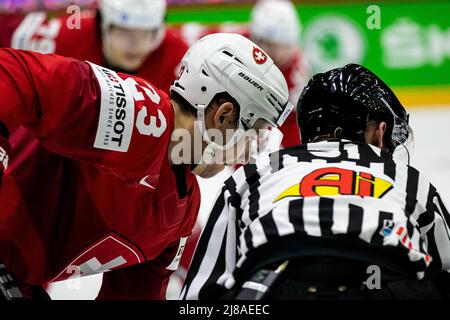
[190,103,255,176]
[190,104,218,176]
[190,143,217,177]
[191,103,246,176]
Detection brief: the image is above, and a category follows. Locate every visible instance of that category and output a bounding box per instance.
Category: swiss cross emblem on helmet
[253,47,268,65]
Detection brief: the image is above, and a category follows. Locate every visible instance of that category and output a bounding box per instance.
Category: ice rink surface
[47,106,450,300]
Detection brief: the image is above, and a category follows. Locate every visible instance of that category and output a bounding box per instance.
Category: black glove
[0,260,23,300]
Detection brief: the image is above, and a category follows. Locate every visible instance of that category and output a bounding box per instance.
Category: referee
[181,64,450,300]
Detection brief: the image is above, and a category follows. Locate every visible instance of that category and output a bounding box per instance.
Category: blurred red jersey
[0,49,200,299]
[0,11,188,94]
[278,50,309,147]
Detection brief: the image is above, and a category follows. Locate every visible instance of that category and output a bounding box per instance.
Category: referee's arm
[421,185,450,272]
[180,182,237,300]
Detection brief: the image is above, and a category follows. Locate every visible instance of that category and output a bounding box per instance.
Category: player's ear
[213,102,235,129]
[365,121,387,149]
[376,122,387,150]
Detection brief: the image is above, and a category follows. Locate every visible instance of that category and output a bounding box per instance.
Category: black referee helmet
[297,64,410,154]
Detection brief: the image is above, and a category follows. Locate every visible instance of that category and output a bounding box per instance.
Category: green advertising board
[167,1,450,93]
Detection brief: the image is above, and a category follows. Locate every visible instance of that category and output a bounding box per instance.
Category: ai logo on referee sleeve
[380,220,395,236]
[274,167,393,202]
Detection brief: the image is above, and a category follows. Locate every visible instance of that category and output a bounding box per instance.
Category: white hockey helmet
[100,0,167,30]
[250,0,301,46]
[171,33,292,132]
[170,33,293,170]
[171,33,292,168]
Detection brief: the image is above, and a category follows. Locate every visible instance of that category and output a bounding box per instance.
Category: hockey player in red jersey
[0,0,188,298]
[0,33,293,300]
[180,0,309,148]
[0,0,187,94]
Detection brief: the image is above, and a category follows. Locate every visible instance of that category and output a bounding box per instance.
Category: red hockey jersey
[278,50,309,147]
[0,49,200,299]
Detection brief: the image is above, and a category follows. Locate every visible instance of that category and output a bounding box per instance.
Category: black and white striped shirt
[181,140,450,300]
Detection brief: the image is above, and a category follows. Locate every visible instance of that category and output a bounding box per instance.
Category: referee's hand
[0,260,23,300]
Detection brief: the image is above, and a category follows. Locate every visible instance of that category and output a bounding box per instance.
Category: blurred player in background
[0,0,187,94]
[249,0,308,147]
[181,0,309,148]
